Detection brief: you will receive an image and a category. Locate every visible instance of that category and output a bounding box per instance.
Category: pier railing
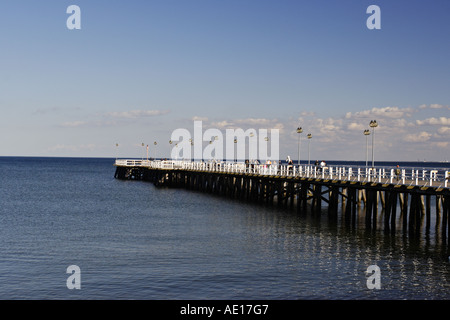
[114,159,450,189]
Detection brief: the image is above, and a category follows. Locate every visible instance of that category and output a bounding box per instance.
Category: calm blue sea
[0,157,449,300]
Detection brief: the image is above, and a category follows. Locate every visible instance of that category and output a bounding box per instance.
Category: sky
[0,0,449,162]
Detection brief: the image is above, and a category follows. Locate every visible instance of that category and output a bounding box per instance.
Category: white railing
[115,159,450,189]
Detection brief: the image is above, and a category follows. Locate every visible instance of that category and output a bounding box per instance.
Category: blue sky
[1,0,449,161]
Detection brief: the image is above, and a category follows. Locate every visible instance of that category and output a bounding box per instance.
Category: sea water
[0,157,448,299]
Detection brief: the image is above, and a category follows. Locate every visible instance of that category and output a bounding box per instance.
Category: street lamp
[154,141,157,160]
[307,133,312,165]
[296,127,303,165]
[234,138,237,162]
[363,129,370,167]
[189,139,193,162]
[264,136,269,164]
[369,120,378,168]
[216,136,219,161]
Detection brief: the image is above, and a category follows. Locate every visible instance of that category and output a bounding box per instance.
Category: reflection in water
[217,195,450,299]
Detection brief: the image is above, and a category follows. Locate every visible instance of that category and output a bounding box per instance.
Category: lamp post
[307,133,312,165]
[363,129,370,167]
[153,141,157,160]
[169,140,172,160]
[213,136,219,161]
[249,132,254,163]
[296,127,303,165]
[189,139,193,162]
[369,120,378,168]
[264,136,269,165]
[234,138,237,163]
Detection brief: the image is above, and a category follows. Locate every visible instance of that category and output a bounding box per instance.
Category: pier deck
[115,159,450,189]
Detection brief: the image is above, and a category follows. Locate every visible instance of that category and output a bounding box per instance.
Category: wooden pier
[114,160,450,244]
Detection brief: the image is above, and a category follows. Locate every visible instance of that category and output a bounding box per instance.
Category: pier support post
[365,189,374,229]
[425,195,431,233]
[390,191,398,233]
[443,195,449,242]
[384,190,392,233]
[408,193,421,237]
[312,184,322,214]
[402,193,409,232]
[344,187,354,224]
[328,186,339,219]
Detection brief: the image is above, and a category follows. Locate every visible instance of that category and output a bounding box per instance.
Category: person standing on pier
[319,160,326,172]
[395,165,401,181]
[287,156,293,174]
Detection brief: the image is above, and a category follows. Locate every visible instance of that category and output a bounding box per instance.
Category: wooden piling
[365,189,373,229]
[443,195,449,241]
[425,195,431,232]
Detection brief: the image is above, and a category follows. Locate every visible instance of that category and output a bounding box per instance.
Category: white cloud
[431,141,449,148]
[404,131,432,142]
[416,117,450,126]
[229,103,449,161]
[60,121,89,127]
[273,123,285,130]
[32,106,82,115]
[235,118,274,126]
[418,103,447,110]
[210,120,235,129]
[47,144,96,152]
[210,118,283,130]
[60,120,118,128]
[390,118,410,128]
[308,118,344,143]
[345,106,414,119]
[192,116,209,121]
[107,109,170,119]
[347,122,365,131]
[437,126,450,135]
[59,109,169,128]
